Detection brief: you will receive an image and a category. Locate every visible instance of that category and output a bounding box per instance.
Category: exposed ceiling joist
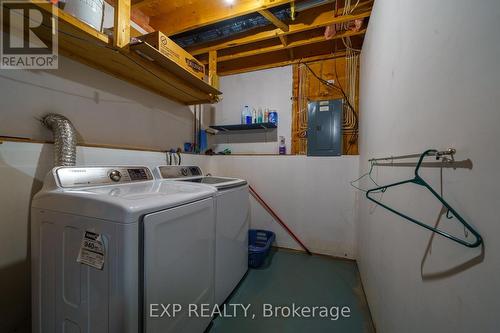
[217,34,364,75]
[125,0,372,77]
[219,50,347,76]
[131,0,157,9]
[146,0,293,36]
[187,3,372,56]
[217,28,366,62]
[258,9,289,32]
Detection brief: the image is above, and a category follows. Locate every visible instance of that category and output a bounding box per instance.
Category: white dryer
[31,166,217,333]
[156,166,249,306]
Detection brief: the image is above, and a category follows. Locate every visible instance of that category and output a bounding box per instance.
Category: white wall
[213,66,292,154]
[357,0,500,332]
[207,155,359,258]
[0,56,194,150]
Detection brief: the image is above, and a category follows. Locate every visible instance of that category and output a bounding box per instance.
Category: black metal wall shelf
[210,123,277,132]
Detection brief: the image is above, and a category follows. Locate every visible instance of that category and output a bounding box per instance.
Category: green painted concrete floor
[207,249,374,333]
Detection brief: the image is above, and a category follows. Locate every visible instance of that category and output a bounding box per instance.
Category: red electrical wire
[249,185,312,255]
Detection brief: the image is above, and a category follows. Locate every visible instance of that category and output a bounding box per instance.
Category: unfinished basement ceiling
[170,4,293,48]
[131,0,373,75]
[170,0,336,48]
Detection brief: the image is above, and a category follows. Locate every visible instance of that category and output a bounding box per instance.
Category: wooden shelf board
[19,1,221,105]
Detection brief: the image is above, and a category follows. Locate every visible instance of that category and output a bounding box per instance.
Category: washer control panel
[56,167,153,188]
[158,165,202,179]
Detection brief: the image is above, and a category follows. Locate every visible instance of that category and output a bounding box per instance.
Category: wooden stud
[208,50,219,89]
[278,34,292,59]
[114,0,131,49]
[278,34,288,47]
[258,9,289,32]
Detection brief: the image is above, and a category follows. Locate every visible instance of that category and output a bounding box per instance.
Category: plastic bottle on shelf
[279,136,286,155]
[241,105,251,124]
[264,108,269,123]
[257,107,263,123]
[252,108,257,124]
[269,110,278,125]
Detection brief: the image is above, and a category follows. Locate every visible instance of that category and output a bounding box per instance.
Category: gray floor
[208,249,374,333]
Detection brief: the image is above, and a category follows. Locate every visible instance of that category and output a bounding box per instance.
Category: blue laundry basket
[248,229,276,268]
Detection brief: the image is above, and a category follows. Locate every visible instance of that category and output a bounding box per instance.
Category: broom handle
[249,185,312,255]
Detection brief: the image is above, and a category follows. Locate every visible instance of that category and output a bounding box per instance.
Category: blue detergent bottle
[241,105,250,124]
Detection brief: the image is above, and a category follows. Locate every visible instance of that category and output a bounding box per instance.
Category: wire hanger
[366,149,483,248]
[350,160,386,193]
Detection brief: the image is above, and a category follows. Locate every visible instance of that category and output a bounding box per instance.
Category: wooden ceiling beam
[147,0,293,36]
[219,51,347,76]
[187,2,372,56]
[217,28,366,62]
[217,36,364,76]
[258,9,289,32]
[132,0,157,9]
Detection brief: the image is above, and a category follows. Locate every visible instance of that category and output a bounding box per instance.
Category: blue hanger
[366,149,483,248]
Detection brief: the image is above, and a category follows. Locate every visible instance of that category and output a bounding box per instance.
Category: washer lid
[156,165,247,190]
[182,176,247,190]
[32,180,216,223]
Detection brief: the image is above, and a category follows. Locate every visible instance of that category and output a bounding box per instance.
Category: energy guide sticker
[77,231,105,270]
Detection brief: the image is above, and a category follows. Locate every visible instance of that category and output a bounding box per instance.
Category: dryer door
[143,198,215,333]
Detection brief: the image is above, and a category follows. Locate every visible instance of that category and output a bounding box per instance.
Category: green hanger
[366,149,483,248]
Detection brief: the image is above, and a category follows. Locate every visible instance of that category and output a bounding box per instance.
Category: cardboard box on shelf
[140,31,205,80]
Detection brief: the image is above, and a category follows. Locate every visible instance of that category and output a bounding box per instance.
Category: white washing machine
[156,166,249,306]
[31,166,217,333]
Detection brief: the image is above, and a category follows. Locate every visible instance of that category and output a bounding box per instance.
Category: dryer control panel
[158,165,203,179]
[55,167,154,188]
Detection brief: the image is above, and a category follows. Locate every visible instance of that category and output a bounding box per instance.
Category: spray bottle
[279,136,286,155]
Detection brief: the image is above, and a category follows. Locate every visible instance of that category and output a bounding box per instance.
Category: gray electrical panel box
[307,99,343,156]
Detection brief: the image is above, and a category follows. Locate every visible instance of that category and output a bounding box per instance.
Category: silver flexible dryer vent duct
[42,113,77,167]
